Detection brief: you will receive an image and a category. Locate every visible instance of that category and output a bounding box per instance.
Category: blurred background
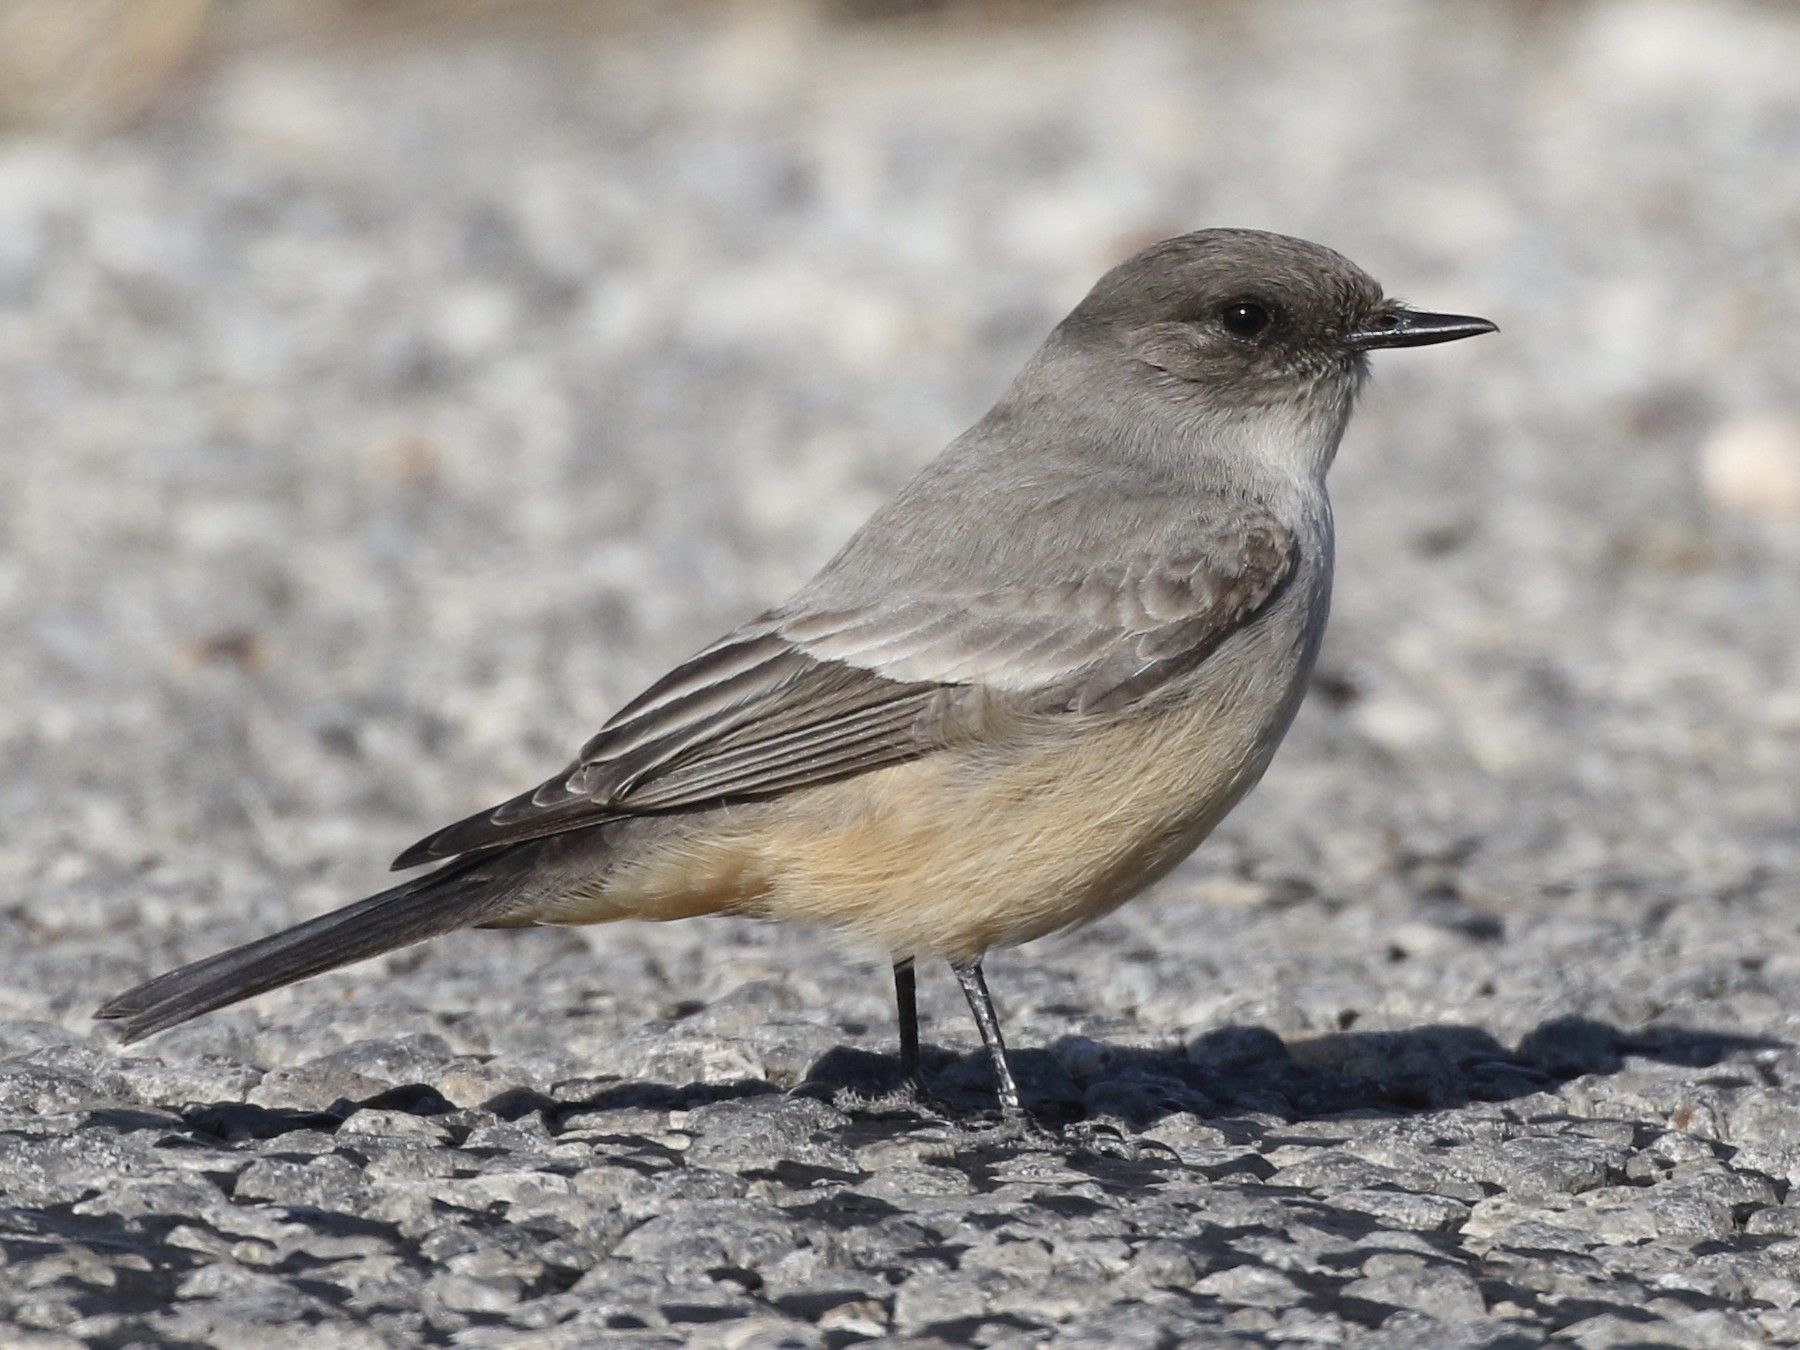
[1,0,1798,1021]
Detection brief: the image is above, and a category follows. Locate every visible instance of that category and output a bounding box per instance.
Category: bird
[97,229,1495,1122]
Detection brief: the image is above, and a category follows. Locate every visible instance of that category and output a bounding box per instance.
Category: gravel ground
[4,1,1800,1345]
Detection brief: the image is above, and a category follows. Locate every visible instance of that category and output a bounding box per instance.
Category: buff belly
[532,626,1311,963]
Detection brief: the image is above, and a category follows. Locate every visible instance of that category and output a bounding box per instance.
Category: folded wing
[393,511,1299,868]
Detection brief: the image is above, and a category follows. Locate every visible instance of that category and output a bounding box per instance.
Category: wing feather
[392,510,1299,868]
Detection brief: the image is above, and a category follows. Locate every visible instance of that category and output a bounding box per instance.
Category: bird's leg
[947,958,1141,1156]
[823,957,948,1120]
[834,956,1034,1134]
[951,956,1026,1119]
[894,957,921,1086]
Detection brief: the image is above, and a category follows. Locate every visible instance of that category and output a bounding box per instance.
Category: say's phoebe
[98,229,1495,1120]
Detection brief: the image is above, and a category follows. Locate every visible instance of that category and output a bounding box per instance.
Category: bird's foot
[1058,1115,1160,1160]
[949,1110,1163,1160]
[821,1075,1153,1159]
[825,1073,957,1124]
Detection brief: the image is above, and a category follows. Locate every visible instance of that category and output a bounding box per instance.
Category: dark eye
[1221,302,1271,337]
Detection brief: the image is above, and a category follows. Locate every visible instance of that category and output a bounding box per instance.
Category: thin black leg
[951,956,1024,1117]
[894,958,920,1084]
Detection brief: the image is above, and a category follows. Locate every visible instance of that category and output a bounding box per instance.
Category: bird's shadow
[795,1013,1784,1131]
[98,1013,1784,1148]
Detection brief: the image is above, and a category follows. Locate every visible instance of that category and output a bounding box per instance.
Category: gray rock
[1341,1252,1488,1323]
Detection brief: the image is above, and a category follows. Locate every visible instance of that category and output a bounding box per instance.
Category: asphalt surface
[3,2,1800,1345]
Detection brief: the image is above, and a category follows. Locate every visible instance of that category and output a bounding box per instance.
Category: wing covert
[393,510,1299,868]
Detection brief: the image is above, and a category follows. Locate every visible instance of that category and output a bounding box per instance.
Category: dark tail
[95,850,530,1043]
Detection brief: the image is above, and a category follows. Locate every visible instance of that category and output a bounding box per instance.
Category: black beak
[1347,307,1498,351]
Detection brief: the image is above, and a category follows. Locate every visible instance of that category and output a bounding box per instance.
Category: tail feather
[95,852,524,1043]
